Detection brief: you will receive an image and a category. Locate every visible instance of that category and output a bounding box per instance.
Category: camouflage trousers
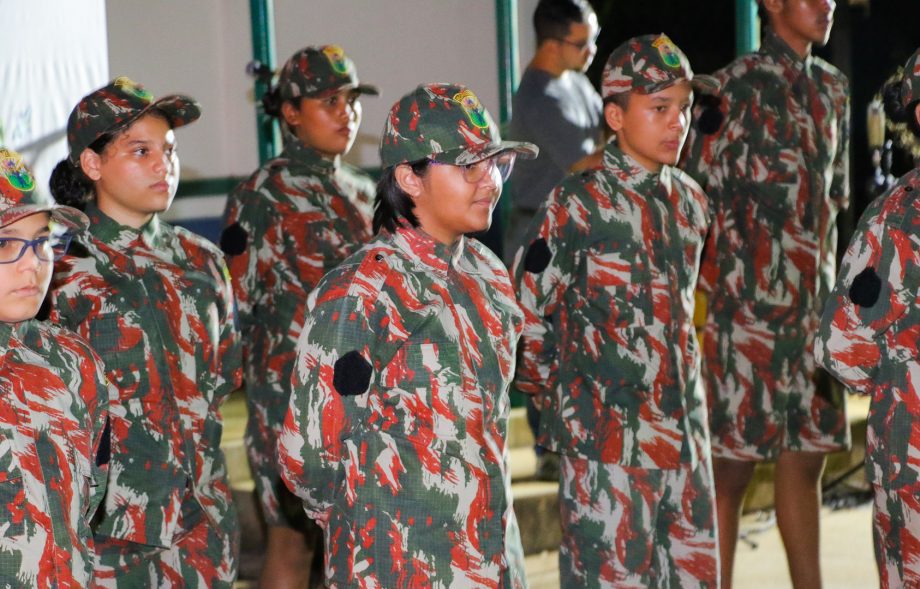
[703,302,850,461]
[559,455,718,589]
[93,501,238,588]
[873,481,920,588]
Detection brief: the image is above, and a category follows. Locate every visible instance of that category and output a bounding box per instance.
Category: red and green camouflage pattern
[276,45,378,100]
[601,33,719,98]
[0,319,112,588]
[278,225,528,588]
[559,456,716,588]
[220,136,374,526]
[66,77,200,164]
[380,83,538,167]
[815,166,920,587]
[48,205,242,585]
[896,48,920,107]
[512,141,712,471]
[682,29,851,460]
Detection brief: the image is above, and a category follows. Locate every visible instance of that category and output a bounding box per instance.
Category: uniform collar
[281,130,338,175]
[86,203,166,251]
[0,320,30,355]
[603,141,673,190]
[762,28,812,82]
[391,225,465,276]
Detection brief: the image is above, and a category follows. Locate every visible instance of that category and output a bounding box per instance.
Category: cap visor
[149,95,202,129]
[0,204,88,232]
[690,75,721,95]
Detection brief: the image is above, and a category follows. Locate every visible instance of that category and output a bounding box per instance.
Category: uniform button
[906,186,914,192]
[375,254,384,261]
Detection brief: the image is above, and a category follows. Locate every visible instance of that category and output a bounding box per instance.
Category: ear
[914,102,920,128]
[281,100,302,128]
[604,101,625,133]
[761,0,782,17]
[394,164,424,199]
[79,148,103,182]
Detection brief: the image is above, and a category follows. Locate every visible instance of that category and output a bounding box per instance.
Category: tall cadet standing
[279,83,537,588]
[513,35,719,588]
[47,78,242,587]
[220,45,376,589]
[815,48,920,589]
[0,147,111,588]
[683,1,850,586]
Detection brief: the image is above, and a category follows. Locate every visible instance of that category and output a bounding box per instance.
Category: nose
[16,244,42,271]
[820,0,835,14]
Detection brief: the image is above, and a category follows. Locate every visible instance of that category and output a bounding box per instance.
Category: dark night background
[584,0,920,242]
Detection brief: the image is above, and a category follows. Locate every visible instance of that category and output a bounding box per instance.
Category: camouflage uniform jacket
[49,205,242,549]
[0,319,111,587]
[279,226,528,588]
[684,29,850,316]
[815,168,920,488]
[513,141,711,469]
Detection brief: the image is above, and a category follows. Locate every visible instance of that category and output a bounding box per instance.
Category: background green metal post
[250,0,278,163]
[495,0,519,124]
[735,0,760,55]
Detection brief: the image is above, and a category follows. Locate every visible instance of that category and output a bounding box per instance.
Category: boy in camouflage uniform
[0,148,112,588]
[512,35,719,588]
[682,1,850,586]
[279,82,537,588]
[47,79,242,587]
[815,48,920,589]
[220,45,376,588]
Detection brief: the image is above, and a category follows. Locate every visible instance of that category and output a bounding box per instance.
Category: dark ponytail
[879,68,920,156]
[261,86,284,118]
[49,133,116,211]
[373,159,429,235]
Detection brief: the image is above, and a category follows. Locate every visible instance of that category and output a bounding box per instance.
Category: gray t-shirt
[508,67,603,211]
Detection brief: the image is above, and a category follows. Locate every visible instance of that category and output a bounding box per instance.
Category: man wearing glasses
[506,0,604,481]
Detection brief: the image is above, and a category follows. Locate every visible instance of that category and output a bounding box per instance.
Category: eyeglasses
[0,235,73,264]
[432,152,518,184]
[553,34,598,51]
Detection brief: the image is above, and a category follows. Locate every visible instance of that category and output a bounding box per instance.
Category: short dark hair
[603,92,630,111]
[534,0,593,46]
[373,159,430,235]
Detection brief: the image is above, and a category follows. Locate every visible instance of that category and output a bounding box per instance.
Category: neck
[530,46,566,78]
[771,25,812,59]
[96,199,155,229]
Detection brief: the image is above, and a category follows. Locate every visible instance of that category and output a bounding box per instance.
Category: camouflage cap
[602,34,719,98]
[0,148,88,231]
[278,45,378,101]
[899,48,920,107]
[379,83,538,168]
[67,77,201,164]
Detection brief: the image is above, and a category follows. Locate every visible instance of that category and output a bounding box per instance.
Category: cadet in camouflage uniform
[220,45,376,589]
[0,148,112,588]
[512,35,718,588]
[682,1,850,586]
[46,79,242,587]
[815,48,920,589]
[279,83,537,588]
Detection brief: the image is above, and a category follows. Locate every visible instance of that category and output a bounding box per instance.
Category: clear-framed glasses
[553,32,599,51]
[435,152,518,184]
[0,234,73,264]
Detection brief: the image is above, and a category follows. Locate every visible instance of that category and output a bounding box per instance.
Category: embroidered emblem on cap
[0,148,34,192]
[452,89,488,129]
[113,76,153,102]
[653,35,682,69]
[322,45,350,76]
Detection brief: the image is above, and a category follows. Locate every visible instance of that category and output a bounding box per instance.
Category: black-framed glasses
[0,235,73,264]
[432,152,518,184]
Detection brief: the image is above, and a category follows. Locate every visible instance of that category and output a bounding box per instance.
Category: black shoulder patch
[849,267,882,308]
[219,223,248,256]
[333,351,372,397]
[524,238,552,274]
[96,416,111,467]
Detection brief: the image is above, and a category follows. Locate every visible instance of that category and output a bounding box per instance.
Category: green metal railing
[736,0,759,54]
[249,0,278,164]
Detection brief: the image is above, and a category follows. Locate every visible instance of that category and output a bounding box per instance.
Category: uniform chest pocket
[88,313,146,398]
[585,244,654,326]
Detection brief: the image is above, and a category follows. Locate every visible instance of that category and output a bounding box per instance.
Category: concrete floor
[523,501,877,589]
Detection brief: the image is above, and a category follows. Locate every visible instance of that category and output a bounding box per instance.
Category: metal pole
[495,0,519,124]
[735,0,760,55]
[249,0,278,163]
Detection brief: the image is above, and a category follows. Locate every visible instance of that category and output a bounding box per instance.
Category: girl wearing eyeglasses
[46,79,242,587]
[277,83,537,588]
[0,147,112,588]
[219,45,377,588]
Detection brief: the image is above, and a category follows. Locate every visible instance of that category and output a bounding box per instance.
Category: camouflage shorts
[558,455,718,589]
[703,302,850,461]
[873,482,920,588]
[93,503,238,588]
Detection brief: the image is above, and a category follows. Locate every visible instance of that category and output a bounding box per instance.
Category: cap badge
[322,45,350,76]
[114,77,153,102]
[0,148,34,192]
[652,36,682,69]
[452,89,488,129]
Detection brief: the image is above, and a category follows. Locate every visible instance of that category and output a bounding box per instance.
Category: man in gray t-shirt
[506,0,603,264]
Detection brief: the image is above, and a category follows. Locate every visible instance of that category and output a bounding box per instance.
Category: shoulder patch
[333,351,372,397]
[524,238,552,274]
[220,222,248,256]
[848,267,882,308]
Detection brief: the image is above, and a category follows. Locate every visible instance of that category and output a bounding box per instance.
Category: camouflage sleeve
[815,202,918,392]
[87,353,118,522]
[215,255,243,398]
[512,187,582,395]
[279,288,372,524]
[831,84,851,210]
